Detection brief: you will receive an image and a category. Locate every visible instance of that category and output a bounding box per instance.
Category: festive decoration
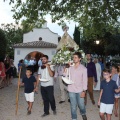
[52,44,86,65]
[52,24,86,65]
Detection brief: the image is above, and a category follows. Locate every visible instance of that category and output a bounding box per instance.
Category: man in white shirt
[29,57,36,75]
[37,55,56,117]
[29,59,35,66]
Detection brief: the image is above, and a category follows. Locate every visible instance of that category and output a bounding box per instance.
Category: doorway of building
[25,51,44,72]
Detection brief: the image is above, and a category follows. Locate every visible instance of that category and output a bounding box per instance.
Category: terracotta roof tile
[13,41,57,48]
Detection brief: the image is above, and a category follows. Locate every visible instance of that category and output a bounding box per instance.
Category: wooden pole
[15,68,21,115]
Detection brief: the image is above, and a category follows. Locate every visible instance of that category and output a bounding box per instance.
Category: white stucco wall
[23,28,60,45]
[14,48,56,71]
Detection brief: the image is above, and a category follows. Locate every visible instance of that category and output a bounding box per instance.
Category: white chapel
[13,22,61,70]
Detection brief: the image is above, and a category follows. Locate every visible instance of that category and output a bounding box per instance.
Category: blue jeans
[69,92,86,120]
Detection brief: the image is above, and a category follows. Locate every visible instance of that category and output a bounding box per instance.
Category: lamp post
[95,40,100,55]
[95,40,100,45]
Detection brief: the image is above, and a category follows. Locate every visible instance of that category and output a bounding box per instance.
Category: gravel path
[0,78,119,120]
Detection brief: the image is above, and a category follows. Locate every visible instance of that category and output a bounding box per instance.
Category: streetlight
[96,40,100,45]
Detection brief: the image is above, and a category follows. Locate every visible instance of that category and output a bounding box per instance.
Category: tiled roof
[13,41,57,48]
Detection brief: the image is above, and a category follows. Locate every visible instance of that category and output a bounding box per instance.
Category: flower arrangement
[52,44,86,65]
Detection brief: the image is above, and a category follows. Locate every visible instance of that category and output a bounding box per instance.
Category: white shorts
[25,92,34,102]
[100,103,114,114]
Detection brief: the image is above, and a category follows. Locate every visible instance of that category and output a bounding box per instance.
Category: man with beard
[36,55,56,117]
[85,53,97,105]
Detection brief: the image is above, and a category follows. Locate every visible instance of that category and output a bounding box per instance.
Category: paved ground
[0,78,119,120]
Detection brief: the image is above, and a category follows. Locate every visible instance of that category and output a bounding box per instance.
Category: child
[98,69,120,120]
[19,68,37,115]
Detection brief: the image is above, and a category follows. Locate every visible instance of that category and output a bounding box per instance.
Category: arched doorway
[25,51,44,61]
[25,51,44,72]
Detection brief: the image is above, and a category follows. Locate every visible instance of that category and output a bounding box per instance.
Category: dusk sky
[0,1,77,38]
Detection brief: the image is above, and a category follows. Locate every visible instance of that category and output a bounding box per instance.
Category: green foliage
[3,0,120,56]
[4,0,120,38]
[81,31,120,55]
[0,29,7,59]
[105,34,120,55]
[73,25,80,47]
[21,19,45,33]
[1,23,23,58]
[21,20,34,33]
[81,39,95,54]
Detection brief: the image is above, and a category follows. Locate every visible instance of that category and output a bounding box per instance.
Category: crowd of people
[18,55,42,80]
[0,57,16,89]
[1,53,120,120]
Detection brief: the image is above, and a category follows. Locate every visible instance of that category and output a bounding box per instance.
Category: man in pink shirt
[64,52,88,120]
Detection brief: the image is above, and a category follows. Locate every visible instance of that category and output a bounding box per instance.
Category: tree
[21,20,37,33]
[105,34,120,55]
[5,0,120,38]
[73,25,80,47]
[1,23,23,58]
[0,29,7,59]
[81,39,94,54]
[81,30,120,56]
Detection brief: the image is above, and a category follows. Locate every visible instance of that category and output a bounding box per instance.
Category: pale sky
[0,1,76,38]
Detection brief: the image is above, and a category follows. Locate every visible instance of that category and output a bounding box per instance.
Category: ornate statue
[57,24,78,51]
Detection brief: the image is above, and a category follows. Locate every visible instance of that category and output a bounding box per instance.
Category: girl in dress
[111,65,120,117]
[0,58,6,88]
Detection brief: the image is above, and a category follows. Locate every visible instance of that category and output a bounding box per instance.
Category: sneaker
[41,113,50,117]
[59,101,65,104]
[53,110,57,115]
[27,111,31,115]
[82,115,87,120]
